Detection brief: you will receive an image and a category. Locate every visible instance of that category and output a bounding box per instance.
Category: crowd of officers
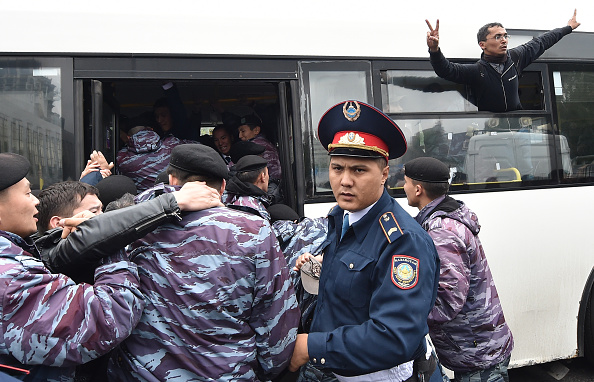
[0,98,515,382]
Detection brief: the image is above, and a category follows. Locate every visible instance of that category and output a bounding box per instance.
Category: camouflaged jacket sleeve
[0,237,144,368]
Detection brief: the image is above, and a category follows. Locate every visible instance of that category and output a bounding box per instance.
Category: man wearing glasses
[425,10,580,112]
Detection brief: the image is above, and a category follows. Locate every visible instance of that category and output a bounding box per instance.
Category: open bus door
[79,75,300,211]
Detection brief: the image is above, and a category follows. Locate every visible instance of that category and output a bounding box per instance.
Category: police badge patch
[391,255,419,290]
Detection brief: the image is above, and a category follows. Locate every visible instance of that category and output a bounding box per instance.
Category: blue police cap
[317,100,407,160]
[0,153,31,191]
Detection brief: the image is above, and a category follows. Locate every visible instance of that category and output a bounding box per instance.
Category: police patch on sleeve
[391,255,419,290]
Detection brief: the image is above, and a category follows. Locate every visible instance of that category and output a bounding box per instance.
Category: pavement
[508,358,594,382]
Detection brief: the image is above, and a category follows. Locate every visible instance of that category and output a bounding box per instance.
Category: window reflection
[304,70,369,194]
[387,116,566,190]
[381,70,477,113]
[0,61,64,189]
[554,69,594,182]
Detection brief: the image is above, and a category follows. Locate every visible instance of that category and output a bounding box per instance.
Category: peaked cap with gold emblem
[317,100,407,160]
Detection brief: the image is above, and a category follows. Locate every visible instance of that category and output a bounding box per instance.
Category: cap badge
[338,132,365,146]
[343,101,361,122]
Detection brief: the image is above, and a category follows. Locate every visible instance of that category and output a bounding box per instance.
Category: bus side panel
[304,186,594,368]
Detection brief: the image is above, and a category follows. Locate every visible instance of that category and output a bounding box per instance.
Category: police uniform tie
[341,213,350,240]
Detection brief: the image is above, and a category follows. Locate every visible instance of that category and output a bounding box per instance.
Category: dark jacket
[34,193,182,283]
[430,26,572,112]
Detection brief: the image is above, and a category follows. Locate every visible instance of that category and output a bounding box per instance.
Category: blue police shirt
[307,190,440,376]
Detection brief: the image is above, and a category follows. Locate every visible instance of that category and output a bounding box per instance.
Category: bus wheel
[586,289,594,367]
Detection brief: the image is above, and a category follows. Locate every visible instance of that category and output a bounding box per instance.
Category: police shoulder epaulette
[379,211,403,243]
[327,203,339,215]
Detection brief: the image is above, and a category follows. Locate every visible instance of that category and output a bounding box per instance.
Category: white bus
[1,0,593,370]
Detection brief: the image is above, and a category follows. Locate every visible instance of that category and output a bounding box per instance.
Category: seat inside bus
[464,132,571,183]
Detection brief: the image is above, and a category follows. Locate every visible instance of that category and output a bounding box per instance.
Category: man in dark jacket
[403,157,514,382]
[34,181,222,284]
[426,10,580,112]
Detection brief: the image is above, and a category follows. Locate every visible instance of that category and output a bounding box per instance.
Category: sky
[0,0,592,57]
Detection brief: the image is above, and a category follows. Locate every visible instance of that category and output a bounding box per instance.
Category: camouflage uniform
[272,217,328,270]
[251,135,282,180]
[108,185,300,381]
[117,130,185,192]
[272,217,328,334]
[0,230,144,382]
[222,176,271,221]
[418,195,514,374]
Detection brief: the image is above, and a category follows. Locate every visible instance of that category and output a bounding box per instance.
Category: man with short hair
[223,155,271,220]
[426,10,580,112]
[237,113,282,180]
[0,152,145,381]
[109,144,299,381]
[36,181,102,234]
[403,156,514,382]
[212,124,236,166]
[289,101,440,381]
[34,177,221,285]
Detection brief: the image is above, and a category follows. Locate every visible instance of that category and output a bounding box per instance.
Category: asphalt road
[508,358,594,382]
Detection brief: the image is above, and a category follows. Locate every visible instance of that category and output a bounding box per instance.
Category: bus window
[0,58,74,189]
[386,115,564,191]
[517,71,544,110]
[381,70,476,113]
[299,62,372,197]
[382,69,544,113]
[553,67,594,183]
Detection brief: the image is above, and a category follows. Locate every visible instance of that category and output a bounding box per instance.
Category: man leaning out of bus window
[425,10,580,112]
[403,157,514,382]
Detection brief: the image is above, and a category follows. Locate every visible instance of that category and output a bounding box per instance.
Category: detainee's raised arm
[426,19,440,52]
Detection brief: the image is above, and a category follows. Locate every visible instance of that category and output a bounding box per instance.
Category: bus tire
[586,289,594,367]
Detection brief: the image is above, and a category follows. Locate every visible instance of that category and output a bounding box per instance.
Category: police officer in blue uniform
[289,101,440,382]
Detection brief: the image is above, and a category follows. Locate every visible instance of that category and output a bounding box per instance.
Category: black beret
[229,141,265,164]
[404,157,450,183]
[0,153,30,191]
[268,203,300,223]
[318,100,407,160]
[234,155,267,173]
[155,170,169,186]
[239,114,262,127]
[95,175,138,207]
[169,144,229,180]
